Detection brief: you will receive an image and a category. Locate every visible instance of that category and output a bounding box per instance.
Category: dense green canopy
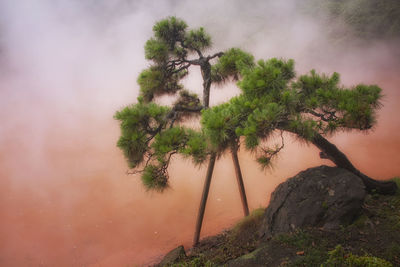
[115,17,382,191]
[202,58,382,168]
[115,17,219,191]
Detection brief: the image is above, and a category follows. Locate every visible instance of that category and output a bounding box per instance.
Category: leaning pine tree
[202,58,397,195]
[115,17,398,247]
[114,17,255,245]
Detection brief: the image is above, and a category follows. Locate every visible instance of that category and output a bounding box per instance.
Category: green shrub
[232,208,265,235]
[322,245,393,267]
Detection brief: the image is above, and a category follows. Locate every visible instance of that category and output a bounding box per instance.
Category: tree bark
[200,61,212,108]
[311,133,397,195]
[194,56,250,246]
[193,59,214,246]
[230,144,250,217]
[193,152,216,246]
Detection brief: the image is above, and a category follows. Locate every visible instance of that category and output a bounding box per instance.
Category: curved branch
[306,109,338,122]
[310,133,397,194]
[171,63,191,74]
[173,105,204,113]
[194,47,203,58]
[258,131,285,165]
[277,120,397,195]
[207,51,224,61]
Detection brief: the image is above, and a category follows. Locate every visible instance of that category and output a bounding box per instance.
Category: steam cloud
[0,1,399,266]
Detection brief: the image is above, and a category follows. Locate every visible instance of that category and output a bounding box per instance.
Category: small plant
[292,248,327,266]
[169,255,217,267]
[322,201,328,210]
[322,245,393,267]
[351,214,369,228]
[231,208,265,237]
[322,245,346,266]
[275,230,313,249]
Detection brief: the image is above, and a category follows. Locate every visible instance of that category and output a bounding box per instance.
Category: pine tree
[114,17,254,245]
[115,17,398,247]
[202,58,397,194]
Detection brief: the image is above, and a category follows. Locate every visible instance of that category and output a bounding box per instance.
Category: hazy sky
[1,1,399,266]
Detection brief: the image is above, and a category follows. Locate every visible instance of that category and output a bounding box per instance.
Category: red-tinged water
[1,72,399,266]
[1,2,400,265]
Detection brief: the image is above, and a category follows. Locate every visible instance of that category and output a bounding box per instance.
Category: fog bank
[0,1,399,266]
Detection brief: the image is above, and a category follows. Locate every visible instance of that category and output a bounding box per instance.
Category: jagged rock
[157,245,186,266]
[259,165,366,239]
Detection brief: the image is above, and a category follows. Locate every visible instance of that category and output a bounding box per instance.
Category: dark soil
[162,178,400,266]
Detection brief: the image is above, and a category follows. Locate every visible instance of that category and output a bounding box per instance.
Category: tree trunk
[311,133,397,195]
[193,152,216,246]
[230,144,250,217]
[194,59,251,246]
[193,60,215,246]
[201,61,212,108]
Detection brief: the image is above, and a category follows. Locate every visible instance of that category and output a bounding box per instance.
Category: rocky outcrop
[259,165,366,239]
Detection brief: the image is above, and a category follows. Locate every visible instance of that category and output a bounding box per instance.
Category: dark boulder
[260,165,366,239]
[156,245,186,266]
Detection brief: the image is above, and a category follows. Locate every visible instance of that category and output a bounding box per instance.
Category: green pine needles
[211,48,255,84]
[115,17,383,190]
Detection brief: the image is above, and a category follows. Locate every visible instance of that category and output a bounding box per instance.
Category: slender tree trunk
[193,60,214,246]
[193,152,216,246]
[230,144,250,217]
[311,133,397,195]
[194,60,251,246]
[201,60,212,108]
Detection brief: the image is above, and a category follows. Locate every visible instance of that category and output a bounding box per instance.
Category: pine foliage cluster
[115,17,216,191]
[115,17,383,190]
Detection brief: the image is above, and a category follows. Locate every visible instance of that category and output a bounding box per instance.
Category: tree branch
[194,47,203,58]
[207,51,224,60]
[307,109,338,122]
[171,63,191,74]
[173,105,204,112]
[260,131,285,159]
